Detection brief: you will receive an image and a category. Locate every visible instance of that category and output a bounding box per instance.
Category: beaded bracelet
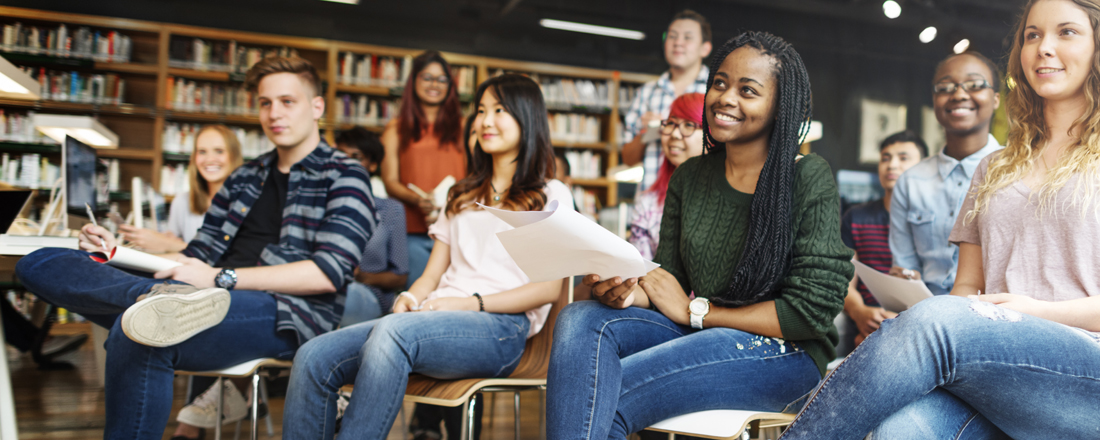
[472,292,485,312]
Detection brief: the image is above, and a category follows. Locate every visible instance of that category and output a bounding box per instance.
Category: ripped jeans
[781,295,1100,440]
[546,301,820,440]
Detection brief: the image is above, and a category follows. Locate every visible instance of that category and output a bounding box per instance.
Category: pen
[85,203,109,253]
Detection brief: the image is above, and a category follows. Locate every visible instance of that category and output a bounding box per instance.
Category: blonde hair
[189,125,243,214]
[970,0,1100,221]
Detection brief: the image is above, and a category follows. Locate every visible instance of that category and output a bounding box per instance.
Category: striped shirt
[622,66,709,190]
[841,199,891,306]
[183,141,376,344]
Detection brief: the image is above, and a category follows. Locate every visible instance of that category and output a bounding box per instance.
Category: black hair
[879,130,929,158]
[446,74,555,215]
[700,31,813,308]
[335,126,385,165]
[554,153,571,176]
[934,50,1002,93]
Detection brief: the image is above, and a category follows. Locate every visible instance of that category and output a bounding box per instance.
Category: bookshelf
[0,5,658,221]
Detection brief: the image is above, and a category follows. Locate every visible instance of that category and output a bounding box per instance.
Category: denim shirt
[889,134,1002,295]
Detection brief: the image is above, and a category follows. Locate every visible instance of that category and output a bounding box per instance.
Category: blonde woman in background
[781,0,1100,438]
[119,124,243,253]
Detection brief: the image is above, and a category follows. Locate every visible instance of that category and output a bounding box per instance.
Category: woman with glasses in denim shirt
[887,51,1003,295]
[781,0,1100,438]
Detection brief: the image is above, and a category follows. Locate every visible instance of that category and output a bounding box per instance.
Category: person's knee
[553,301,612,344]
[15,248,78,286]
[359,316,407,361]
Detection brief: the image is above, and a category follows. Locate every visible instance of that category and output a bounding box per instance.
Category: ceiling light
[540,19,645,41]
[919,26,938,43]
[320,0,359,4]
[33,114,119,148]
[953,39,971,54]
[882,1,902,19]
[0,55,40,101]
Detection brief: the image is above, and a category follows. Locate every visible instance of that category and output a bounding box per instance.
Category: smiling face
[415,62,449,106]
[878,141,923,191]
[194,129,233,184]
[933,54,1000,136]
[665,19,712,70]
[257,72,325,149]
[1021,0,1096,103]
[473,89,521,159]
[705,46,779,146]
[660,116,705,167]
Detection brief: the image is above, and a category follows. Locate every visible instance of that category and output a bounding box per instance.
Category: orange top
[399,128,467,234]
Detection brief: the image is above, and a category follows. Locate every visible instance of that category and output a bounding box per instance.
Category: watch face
[690,299,708,315]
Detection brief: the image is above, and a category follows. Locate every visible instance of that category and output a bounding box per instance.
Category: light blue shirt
[889,134,1002,295]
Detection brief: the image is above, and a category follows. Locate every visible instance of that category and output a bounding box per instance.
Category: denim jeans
[340,282,384,327]
[283,310,530,440]
[780,295,1100,439]
[546,301,821,440]
[405,233,434,290]
[15,248,299,440]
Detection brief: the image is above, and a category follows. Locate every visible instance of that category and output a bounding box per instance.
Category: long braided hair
[701,31,813,308]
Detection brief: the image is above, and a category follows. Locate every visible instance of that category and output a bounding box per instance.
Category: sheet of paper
[90,246,182,273]
[853,260,934,313]
[480,201,659,283]
[433,175,455,208]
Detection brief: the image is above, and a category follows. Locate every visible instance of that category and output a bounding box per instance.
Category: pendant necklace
[490,182,508,202]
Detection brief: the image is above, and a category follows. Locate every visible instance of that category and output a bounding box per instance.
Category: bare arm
[621,135,647,166]
[235,260,336,294]
[422,279,562,314]
[949,242,985,297]
[380,120,423,206]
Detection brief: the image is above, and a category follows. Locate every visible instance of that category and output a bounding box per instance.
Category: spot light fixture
[883,1,902,19]
[919,26,938,43]
[954,39,971,54]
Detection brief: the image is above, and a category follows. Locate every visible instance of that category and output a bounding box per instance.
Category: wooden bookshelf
[0,5,659,212]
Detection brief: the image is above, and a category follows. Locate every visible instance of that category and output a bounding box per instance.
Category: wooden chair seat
[646,410,796,440]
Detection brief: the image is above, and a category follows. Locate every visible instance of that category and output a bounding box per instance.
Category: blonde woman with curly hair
[781,0,1100,438]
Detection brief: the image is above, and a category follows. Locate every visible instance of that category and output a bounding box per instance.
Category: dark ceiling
[12,0,1029,74]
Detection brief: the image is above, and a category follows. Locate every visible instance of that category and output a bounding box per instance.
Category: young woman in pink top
[281,74,572,439]
[782,1,1100,438]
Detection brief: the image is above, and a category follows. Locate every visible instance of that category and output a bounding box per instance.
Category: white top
[166,192,207,244]
[427,180,574,338]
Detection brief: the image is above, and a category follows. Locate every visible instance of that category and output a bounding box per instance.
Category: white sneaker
[121,284,231,347]
[176,381,248,428]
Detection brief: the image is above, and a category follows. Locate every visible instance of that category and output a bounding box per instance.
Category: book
[89,246,183,273]
[0,234,78,256]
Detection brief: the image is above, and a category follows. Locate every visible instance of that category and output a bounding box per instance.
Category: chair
[176,358,293,440]
[646,410,796,440]
[402,277,573,440]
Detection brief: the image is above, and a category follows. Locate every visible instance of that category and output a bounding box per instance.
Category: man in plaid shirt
[621,10,712,190]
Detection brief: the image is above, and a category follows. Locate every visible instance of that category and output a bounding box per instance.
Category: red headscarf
[649,93,705,204]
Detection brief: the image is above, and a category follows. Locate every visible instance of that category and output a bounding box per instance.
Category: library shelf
[163,152,190,162]
[334,83,393,97]
[97,148,154,160]
[166,68,236,82]
[552,141,608,150]
[0,141,61,154]
[163,110,260,125]
[0,51,158,76]
[571,178,612,188]
[0,99,155,117]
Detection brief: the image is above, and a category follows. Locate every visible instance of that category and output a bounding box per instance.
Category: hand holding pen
[78,203,116,254]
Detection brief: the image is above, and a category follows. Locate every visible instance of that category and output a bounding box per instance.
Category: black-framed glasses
[933,79,991,95]
[659,119,700,137]
[418,73,450,85]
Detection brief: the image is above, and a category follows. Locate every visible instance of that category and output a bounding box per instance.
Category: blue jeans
[283,310,531,440]
[406,233,433,290]
[340,282,385,327]
[546,301,821,440]
[15,248,299,440]
[780,295,1100,439]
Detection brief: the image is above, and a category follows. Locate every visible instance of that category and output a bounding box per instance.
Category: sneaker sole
[121,287,231,347]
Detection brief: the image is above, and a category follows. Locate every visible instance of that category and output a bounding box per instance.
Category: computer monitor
[64,135,97,215]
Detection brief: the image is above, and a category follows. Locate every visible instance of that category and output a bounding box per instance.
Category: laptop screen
[0,190,34,234]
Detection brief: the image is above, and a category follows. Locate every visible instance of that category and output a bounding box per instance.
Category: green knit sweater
[655,151,854,376]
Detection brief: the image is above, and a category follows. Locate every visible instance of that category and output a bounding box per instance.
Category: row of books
[165,76,256,115]
[572,187,601,222]
[159,163,189,196]
[541,77,613,111]
[0,111,54,144]
[561,149,603,180]
[549,113,601,144]
[1,22,133,63]
[619,84,640,109]
[19,66,127,105]
[162,122,273,159]
[168,37,299,73]
[334,94,398,127]
[0,152,59,189]
[337,52,411,89]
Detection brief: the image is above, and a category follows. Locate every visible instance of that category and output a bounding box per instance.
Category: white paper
[853,260,934,313]
[91,246,182,273]
[433,175,455,208]
[480,201,659,283]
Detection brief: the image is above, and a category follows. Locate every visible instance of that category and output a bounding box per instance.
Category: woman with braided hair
[545,31,853,440]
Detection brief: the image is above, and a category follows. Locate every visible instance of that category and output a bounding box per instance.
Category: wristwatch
[214,268,238,290]
[689,297,711,329]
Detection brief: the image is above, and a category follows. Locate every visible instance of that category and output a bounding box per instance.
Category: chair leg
[399,402,408,440]
[461,394,478,440]
[233,421,241,440]
[514,391,521,440]
[538,388,545,440]
[251,371,260,440]
[214,377,224,440]
[259,375,274,437]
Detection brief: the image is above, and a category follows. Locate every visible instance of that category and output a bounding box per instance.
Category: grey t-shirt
[950,153,1098,303]
[167,192,206,244]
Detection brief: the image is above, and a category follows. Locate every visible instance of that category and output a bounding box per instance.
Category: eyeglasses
[659,119,700,137]
[933,79,991,95]
[418,73,450,85]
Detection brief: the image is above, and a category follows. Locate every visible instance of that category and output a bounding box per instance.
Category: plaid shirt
[183,141,376,344]
[622,66,709,190]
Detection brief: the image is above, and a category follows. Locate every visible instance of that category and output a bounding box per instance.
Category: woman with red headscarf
[628,92,705,259]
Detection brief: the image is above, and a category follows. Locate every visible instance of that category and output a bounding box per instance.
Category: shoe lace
[137,283,196,302]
